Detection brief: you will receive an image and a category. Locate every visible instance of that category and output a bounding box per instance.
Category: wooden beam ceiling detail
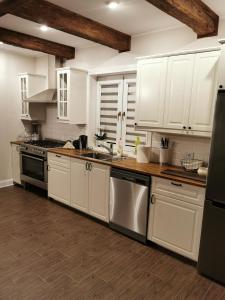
[146,0,219,38]
[0,0,131,52]
[0,27,75,59]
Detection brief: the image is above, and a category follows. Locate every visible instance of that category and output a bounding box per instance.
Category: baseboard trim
[0,179,13,188]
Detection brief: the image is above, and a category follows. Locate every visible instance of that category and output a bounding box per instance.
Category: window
[96,76,146,153]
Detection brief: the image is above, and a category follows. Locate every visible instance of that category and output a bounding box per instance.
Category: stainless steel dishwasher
[109,168,151,243]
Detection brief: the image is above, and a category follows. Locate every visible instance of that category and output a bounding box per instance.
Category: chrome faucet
[99,143,114,155]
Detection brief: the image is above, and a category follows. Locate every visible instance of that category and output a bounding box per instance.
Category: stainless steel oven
[19,140,65,190]
[20,144,48,189]
[20,151,47,189]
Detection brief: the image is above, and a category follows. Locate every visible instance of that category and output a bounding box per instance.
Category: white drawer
[48,152,70,169]
[151,177,205,207]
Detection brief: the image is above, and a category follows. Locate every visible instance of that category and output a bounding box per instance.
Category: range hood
[25,89,57,103]
[25,56,61,104]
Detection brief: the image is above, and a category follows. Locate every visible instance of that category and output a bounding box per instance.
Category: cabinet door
[57,71,69,121]
[70,158,89,213]
[148,194,203,261]
[11,144,21,184]
[48,164,70,205]
[135,57,167,128]
[164,54,194,130]
[189,51,220,132]
[20,76,29,119]
[88,163,110,222]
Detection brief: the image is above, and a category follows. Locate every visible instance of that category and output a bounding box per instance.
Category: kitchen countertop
[11,141,24,145]
[48,148,206,188]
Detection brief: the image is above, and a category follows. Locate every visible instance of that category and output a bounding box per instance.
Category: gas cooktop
[24,139,65,149]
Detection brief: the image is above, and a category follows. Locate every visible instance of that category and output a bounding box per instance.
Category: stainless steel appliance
[109,168,151,243]
[20,140,64,190]
[198,89,225,285]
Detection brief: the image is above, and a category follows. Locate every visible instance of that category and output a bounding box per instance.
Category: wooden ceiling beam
[0,0,131,52]
[145,0,219,38]
[0,27,75,59]
[0,0,15,17]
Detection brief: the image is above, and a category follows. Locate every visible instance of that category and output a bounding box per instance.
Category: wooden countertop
[48,148,206,188]
[11,141,24,145]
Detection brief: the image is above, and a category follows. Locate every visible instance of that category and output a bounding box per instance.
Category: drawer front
[152,177,205,206]
[48,153,70,169]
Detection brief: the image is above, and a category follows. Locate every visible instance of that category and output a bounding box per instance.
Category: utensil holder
[160,148,170,165]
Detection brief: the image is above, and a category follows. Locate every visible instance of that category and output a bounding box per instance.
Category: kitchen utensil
[181,157,203,171]
[73,139,80,149]
[160,148,170,165]
[136,145,151,163]
[63,141,75,149]
[79,135,88,149]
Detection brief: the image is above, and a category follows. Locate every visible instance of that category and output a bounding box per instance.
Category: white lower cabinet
[88,162,110,222]
[148,177,205,261]
[70,159,89,213]
[11,143,21,185]
[70,158,109,222]
[48,155,110,222]
[48,154,70,205]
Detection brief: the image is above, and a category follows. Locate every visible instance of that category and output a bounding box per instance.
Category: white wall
[0,50,35,181]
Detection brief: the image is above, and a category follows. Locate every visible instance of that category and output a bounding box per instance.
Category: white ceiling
[0,0,224,57]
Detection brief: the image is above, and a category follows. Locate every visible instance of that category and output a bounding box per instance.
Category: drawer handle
[56,155,61,158]
[171,182,183,187]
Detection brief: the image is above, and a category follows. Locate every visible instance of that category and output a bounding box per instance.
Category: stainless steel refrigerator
[198,89,225,285]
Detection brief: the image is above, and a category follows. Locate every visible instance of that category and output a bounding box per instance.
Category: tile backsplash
[41,105,86,141]
[149,132,211,166]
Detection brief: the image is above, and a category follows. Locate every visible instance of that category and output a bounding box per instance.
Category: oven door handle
[21,154,44,162]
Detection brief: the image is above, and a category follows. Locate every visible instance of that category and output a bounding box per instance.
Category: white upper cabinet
[164,54,194,130]
[188,51,220,132]
[135,57,167,128]
[18,73,46,121]
[135,50,221,136]
[56,67,87,124]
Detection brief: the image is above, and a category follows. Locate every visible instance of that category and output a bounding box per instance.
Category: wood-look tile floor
[0,186,224,300]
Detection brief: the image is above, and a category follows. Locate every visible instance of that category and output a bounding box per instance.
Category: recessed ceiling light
[40,25,49,32]
[0,41,3,45]
[108,1,119,9]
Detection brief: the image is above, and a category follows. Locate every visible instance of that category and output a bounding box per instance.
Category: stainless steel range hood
[25,56,61,104]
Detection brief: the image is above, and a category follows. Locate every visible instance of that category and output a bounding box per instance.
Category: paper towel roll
[136,145,151,163]
[197,167,208,177]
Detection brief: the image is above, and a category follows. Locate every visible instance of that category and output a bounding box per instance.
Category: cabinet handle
[56,155,61,158]
[85,162,89,171]
[122,112,126,120]
[171,182,183,187]
[89,163,92,171]
[188,126,192,130]
[151,194,155,204]
[183,126,186,129]
[117,111,122,120]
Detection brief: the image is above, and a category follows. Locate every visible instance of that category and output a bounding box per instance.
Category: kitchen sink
[80,152,114,161]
